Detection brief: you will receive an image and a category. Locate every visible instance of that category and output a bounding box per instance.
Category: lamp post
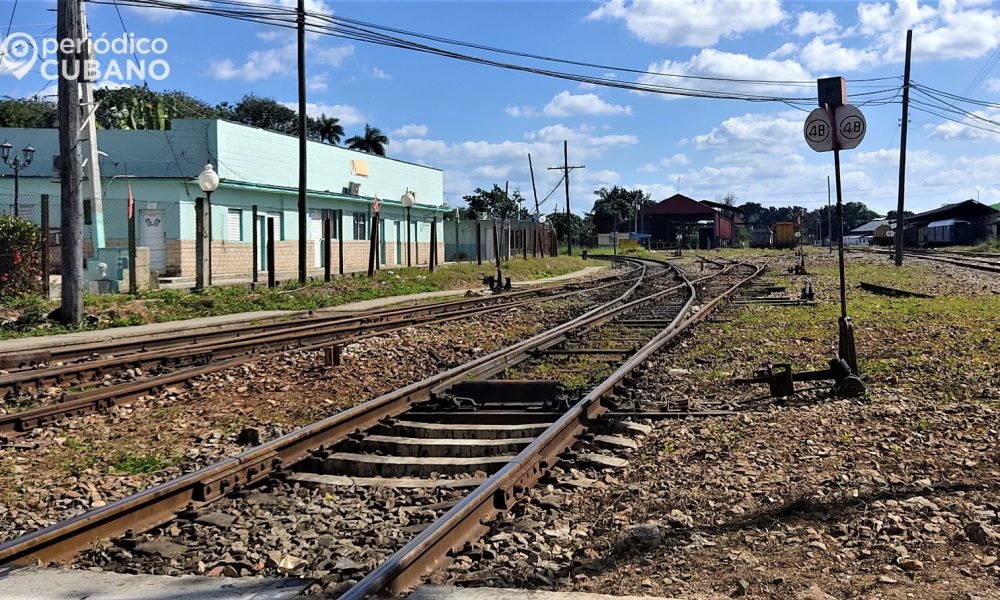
[402,189,415,267]
[1,141,35,217]
[195,163,220,290]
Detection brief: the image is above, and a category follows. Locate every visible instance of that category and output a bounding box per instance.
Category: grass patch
[111,452,177,474]
[0,256,591,340]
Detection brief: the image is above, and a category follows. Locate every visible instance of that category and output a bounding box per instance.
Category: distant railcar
[918,219,972,246]
[773,221,797,248]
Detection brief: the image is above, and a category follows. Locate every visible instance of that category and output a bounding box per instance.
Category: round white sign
[835,104,867,150]
[887,229,895,237]
[803,107,834,152]
[538,214,547,224]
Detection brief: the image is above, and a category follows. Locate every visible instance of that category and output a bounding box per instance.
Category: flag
[127,180,135,220]
[372,194,380,214]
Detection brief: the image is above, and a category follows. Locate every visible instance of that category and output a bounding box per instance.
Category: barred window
[353,211,367,240]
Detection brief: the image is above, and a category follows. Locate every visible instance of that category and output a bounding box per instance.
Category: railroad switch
[734,358,865,398]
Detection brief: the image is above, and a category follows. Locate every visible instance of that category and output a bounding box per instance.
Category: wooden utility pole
[894,29,913,267]
[528,153,540,215]
[296,0,308,283]
[58,0,83,325]
[547,141,584,255]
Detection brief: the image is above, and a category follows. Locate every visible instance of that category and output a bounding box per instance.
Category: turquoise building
[0,119,446,279]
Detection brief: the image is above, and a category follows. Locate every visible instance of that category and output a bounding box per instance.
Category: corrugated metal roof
[926,219,970,227]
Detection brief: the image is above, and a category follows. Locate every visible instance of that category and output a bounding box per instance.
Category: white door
[310,213,323,268]
[139,209,165,272]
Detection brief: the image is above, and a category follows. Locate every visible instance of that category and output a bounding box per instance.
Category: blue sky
[4,0,1000,215]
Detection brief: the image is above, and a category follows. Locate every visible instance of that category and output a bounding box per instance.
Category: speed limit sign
[835,105,866,149]
[803,108,834,152]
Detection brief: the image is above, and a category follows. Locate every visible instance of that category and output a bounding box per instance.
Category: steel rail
[0,276,635,399]
[0,266,642,371]
[0,257,664,565]
[338,262,763,598]
[0,278,630,436]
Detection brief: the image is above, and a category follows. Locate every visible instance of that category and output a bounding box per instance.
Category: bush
[0,214,42,298]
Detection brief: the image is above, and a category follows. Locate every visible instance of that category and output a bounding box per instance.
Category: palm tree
[316,115,344,145]
[346,124,389,156]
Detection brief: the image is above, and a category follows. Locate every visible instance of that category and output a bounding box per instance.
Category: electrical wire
[0,0,18,70]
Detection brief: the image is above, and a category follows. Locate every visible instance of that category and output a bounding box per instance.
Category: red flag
[372,194,380,214]
[127,180,135,220]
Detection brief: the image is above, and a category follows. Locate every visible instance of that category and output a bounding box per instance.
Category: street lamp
[196,163,220,290]
[402,189,415,267]
[1,141,35,217]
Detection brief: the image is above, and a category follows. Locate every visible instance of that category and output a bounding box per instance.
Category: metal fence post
[323,214,332,282]
[252,205,259,286]
[267,216,276,289]
[128,200,137,294]
[337,209,345,275]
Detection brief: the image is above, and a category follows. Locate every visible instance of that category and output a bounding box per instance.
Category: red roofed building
[640,194,741,249]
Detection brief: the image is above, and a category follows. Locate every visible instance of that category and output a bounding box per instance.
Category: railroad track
[0,270,637,437]
[0,257,763,598]
[858,247,1000,274]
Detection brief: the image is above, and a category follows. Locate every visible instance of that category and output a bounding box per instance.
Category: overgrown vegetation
[0,214,42,298]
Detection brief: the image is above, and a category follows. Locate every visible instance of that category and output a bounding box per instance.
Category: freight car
[773,221,798,248]
[918,219,972,246]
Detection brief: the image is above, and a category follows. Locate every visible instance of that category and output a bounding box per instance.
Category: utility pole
[827,175,832,253]
[79,5,104,252]
[296,0,308,283]
[58,0,83,326]
[547,140,584,255]
[894,29,913,267]
[528,153,540,215]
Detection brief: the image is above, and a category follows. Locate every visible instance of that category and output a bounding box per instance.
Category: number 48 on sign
[803,105,866,152]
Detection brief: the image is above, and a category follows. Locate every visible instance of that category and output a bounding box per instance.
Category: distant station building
[847,219,891,246]
[0,119,447,282]
[639,194,741,249]
[905,200,998,246]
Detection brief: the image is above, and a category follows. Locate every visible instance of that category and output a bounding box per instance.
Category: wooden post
[40,194,50,299]
[522,227,527,260]
[296,0,308,284]
[323,215,332,282]
[127,200,137,294]
[476,221,482,265]
[195,196,209,291]
[251,205,259,285]
[323,345,341,367]
[414,220,419,265]
[267,216,276,288]
[337,209,344,275]
[58,0,84,325]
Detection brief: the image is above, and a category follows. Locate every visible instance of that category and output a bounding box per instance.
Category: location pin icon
[1,33,40,80]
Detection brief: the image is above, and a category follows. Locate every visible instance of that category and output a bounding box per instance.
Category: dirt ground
[436,249,1000,600]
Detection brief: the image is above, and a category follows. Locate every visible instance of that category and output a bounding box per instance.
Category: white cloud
[505,105,538,118]
[372,67,390,80]
[474,165,510,178]
[639,49,813,97]
[689,112,801,156]
[927,108,1000,141]
[586,0,785,46]
[211,43,353,82]
[282,102,365,125]
[794,10,838,36]
[392,124,430,138]
[542,91,632,117]
[306,74,328,93]
[767,42,798,60]
[986,79,1000,93]
[638,153,690,173]
[800,36,878,72]
[856,0,1000,63]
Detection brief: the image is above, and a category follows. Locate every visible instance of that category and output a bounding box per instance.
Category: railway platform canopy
[639,193,741,250]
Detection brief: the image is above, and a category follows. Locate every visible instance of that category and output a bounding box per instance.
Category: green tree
[0,215,42,297]
[346,124,389,156]
[94,86,168,130]
[546,211,594,248]
[226,95,298,135]
[462,184,527,220]
[0,97,58,128]
[311,115,344,145]
[590,186,651,233]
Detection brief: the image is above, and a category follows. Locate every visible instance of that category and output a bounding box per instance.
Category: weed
[914,418,931,432]
[111,452,176,474]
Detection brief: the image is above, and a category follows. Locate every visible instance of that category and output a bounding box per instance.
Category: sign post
[804,76,867,380]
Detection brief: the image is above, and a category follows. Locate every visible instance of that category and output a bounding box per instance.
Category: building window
[227,209,243,241]
[353,211,368,240]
